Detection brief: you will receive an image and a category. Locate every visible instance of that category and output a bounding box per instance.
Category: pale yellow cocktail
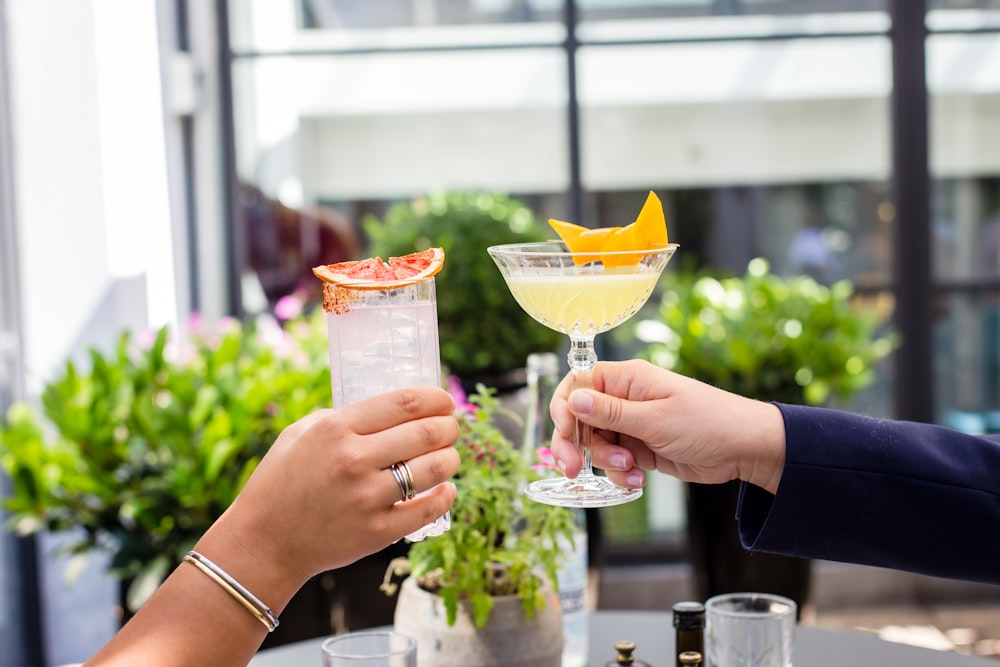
[504,271,661,338]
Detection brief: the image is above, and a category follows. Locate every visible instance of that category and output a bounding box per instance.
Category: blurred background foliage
[364,191,563,381]
[0,311,331,611]
[637,257,898,406]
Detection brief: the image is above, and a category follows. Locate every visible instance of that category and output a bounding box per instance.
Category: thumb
[568,388,633,432]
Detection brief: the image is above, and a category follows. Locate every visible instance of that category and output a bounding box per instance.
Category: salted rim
[321,277,437,315]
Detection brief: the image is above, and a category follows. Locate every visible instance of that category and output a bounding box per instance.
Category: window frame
[210,0,1000,558]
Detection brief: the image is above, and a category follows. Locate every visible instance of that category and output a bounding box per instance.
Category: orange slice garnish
[600,226,640,267]
[574,227,621,253]
[548,219,588,245]
[547,191,668,266]
[632,191,669,247]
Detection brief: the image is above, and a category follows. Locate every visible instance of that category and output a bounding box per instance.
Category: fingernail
[610,453,627,470]
[626,471,645,488]
[556,458,567,473]
[568,390,594,415]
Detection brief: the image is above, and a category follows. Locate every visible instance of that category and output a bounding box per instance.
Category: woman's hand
[84,386,461,667]
[549,359,785,494]
[197,386,461,602]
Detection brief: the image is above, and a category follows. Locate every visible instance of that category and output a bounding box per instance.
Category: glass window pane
[576,36,892,287]
[927,26,1000,426]
[577,37,891,191]
[228,0,564,52]
[233,48,568,197]
[929,1,1000,11]
[297,0,563,28]
[927,32,1000,281]
[230,46,569,308]
[935,293,1000,429]
[578,0,885,22]
[235,0,896,33]
[932,178,1000,281]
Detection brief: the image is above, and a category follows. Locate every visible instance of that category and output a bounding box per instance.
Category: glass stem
[568,336,598,479]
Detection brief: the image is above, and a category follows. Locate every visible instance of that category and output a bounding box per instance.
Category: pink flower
[186,311,204,334]
[254,314,294,358]
[531,447,559,472]
[446,376,477,415]
[136,328,158,350]
[274,291,305,321]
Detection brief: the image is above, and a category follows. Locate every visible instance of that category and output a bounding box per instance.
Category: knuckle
[355,482,381,508]
[418,499,445,526]
[311,412,352,443]
[425,450,457,482]
[337,445,368,476]
[606,398,625,426]
[417,414,455,450]
[414,420,436,449]
[396,388,422,413]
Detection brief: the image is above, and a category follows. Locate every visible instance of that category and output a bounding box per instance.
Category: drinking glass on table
[706,592,796,667]
[321,275,449,540]
[488,241,677,508]
[321,630,417,667]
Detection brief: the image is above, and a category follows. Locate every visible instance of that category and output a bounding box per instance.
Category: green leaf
[471,591,494,630]
[441,587,459,627]
[636,258,897,405]
[0,309,334,601]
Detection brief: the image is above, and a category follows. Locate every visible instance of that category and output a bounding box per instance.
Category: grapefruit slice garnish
[313,247,444,288]
[548,191,668,266]
[313,248,445,314]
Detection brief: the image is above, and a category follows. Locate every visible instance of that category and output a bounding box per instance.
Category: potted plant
[380,384,578,667]
[0,310,337,643]
[363,190,563,389]
[634,257,897,613]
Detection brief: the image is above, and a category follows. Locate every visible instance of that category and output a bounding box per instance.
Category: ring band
[399,460,416,500]
[390,463,407,501]
[390,461,416,501]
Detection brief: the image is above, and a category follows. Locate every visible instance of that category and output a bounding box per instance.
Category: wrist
[738,400,786,495]
[193,508,308,617]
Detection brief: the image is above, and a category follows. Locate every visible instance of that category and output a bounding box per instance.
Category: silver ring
[398,460,416,500]
[390,463,408,502]
[390,461,416,501]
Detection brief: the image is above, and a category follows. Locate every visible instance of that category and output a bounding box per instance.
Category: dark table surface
[249,609,998,666]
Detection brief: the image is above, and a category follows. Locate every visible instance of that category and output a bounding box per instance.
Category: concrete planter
[393,575,563,667]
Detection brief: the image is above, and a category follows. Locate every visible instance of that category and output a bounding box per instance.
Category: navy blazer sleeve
[736,403,1000,585]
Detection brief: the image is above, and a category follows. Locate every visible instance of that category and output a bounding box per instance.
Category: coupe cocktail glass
[322,276,449,539]
[488,241,678,508]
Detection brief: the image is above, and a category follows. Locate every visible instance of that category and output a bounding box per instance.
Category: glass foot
[523,476,643,508]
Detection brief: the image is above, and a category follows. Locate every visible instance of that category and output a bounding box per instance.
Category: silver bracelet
[184,550,279,632]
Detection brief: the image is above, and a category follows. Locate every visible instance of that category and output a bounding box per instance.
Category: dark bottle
[673,601,706,667]
[678,650,703,666]
[602,640,652,667]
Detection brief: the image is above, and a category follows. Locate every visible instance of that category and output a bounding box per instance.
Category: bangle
[183,550,279,632]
